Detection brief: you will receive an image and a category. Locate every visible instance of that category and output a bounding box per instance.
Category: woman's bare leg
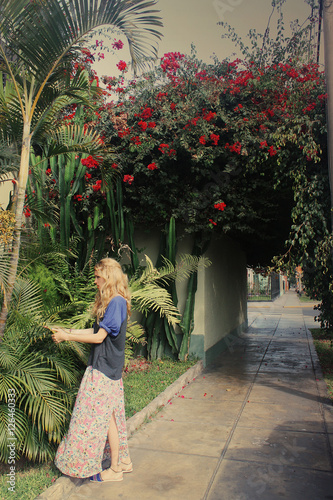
[108,411,122,471]
[101,412,122,480]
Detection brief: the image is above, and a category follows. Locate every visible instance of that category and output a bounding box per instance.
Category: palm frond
[131,254,211,287]
[56,338,90,365]
[131,283,181,325]
[124,319,146,366]
[126,320,146,345]
[22,390,70,433]
[38,351,81,388]
[0,248,11,304]
[46,124,104,158]
[19,422,60,462]
[0,0,163,81]
[9,277,43,317]
[0,405,29,461]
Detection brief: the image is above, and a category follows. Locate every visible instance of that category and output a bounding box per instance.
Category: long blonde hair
[92,258,131,321]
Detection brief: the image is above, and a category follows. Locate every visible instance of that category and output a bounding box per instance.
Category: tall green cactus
[145,217,180,359]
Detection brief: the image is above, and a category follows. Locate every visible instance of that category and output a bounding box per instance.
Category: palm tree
[0,0,163,341]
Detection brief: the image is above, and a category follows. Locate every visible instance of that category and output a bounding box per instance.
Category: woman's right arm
[51,327,107,344]
[66,327,94,335]
[48,326,94,335]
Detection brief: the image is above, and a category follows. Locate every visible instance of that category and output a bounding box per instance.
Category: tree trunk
[0,120,31,342]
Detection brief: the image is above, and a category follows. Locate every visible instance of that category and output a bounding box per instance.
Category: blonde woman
[51,258,132,482]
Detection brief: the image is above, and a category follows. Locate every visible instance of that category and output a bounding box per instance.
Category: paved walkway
[43,291,333,499]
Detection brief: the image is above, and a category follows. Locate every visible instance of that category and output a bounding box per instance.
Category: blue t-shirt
[99,295,127,336]
[87,296,128,380]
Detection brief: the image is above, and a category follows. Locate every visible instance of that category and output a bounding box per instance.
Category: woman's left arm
[52,327,107,344]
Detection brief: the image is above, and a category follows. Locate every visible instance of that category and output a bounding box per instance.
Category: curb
[36,360,204,499]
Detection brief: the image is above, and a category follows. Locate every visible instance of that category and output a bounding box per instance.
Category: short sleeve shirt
[87,296,128,380]
[99,296,127,336]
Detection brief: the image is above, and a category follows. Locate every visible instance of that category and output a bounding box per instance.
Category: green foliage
[27,263,63,310]
[0,261,84,463]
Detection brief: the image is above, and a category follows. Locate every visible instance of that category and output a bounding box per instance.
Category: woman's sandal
[90,468,123,482]
[120,460,133,473]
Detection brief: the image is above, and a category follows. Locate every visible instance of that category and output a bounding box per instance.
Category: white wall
[132,229,248,366]
[0,175,13,209]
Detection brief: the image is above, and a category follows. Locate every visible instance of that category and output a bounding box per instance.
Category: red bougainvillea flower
[199,135,206,145]
[84,172,92,181]
[268,145,277,156]
[130,136,142,146]
[148,121,156,128]
[111,163,118,169]
[138,120,148,131]
[92,180,102,192]
[81,155,99,169]
[123,175,134,185]
[170,102,176,111]
[203,111,216,122]
[209,219,217,226]
[303,102,316,113]
[225,141,241,153]
[214,202,226,211]
[158,143,169,154]
[156,92,168,100]
[112,39,124,50]
[147,162,158,170]
[260,140,268,149]
[23,206,31,217]
[118,128,130,138]
[117,60,127,71]
[64,112,76,122]
[210,133,220,146]
[160,52,185,73]
[73,194,83,202]
[140,107,153,120]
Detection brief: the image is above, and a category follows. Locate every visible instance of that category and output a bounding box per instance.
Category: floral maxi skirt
[55,366,129,478]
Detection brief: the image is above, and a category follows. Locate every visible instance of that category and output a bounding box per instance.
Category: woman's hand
[51,327,68,344]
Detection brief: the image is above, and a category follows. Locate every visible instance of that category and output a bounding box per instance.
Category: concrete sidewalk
[40,291,333,499]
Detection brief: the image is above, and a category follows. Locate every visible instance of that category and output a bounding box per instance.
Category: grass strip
[0,461,61,500]
[247,295,271,301]
[123,357,197,419]
[0,357,197,500]
[310,328,333,402]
